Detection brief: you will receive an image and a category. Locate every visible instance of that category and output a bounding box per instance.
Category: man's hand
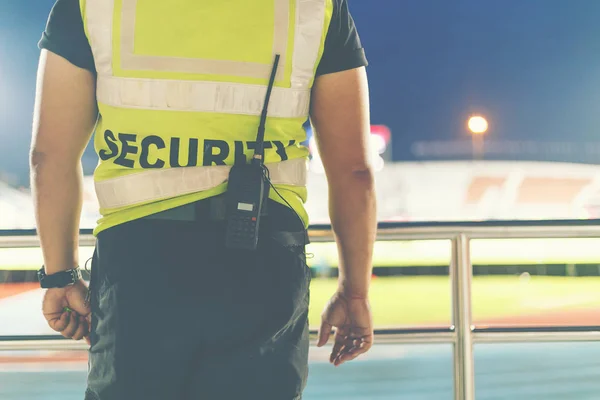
[317,292,374,367]
[42,279,91,344]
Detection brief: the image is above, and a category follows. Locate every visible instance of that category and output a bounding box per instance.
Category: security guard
[31,0,377,399]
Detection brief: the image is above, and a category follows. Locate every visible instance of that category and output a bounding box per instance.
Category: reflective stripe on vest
[95,157,307,209]
[85,0,327,118]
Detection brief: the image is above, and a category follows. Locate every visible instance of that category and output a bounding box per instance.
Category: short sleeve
[315,0,368,76]
[38,0,96,73]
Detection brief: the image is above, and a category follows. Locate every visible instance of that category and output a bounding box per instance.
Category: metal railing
[2,219,600,400]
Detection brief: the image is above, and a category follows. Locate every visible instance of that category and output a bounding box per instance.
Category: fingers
[329,327,349,364]
[70,291,92,321]
[60,311,80,338]
[47,311,90,341]
[317,320,332,347]
[336,335,373,365]
[330,328,373,367]
[330,341,345,364]
[48,311,69,332]
[72,316,89,341]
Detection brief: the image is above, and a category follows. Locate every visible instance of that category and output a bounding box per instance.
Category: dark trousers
[85,201,311,400]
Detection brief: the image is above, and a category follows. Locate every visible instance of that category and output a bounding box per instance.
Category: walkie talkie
[225,54,280,250]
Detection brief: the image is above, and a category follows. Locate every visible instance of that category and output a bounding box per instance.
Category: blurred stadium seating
[0,180,35,229]
[2,160,600,229]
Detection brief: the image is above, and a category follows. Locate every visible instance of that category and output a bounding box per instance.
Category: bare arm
[30,50,98,275]
[310,66,376,298]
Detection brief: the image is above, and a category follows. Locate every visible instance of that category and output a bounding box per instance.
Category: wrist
[337,283,369,300]
[343,294,368,301]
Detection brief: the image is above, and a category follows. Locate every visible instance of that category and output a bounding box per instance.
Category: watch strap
[38,267,82,289]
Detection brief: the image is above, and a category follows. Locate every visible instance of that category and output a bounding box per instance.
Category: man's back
[78,0,334,234]
[32,1,376,399]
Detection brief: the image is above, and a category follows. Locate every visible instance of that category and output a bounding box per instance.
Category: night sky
[2,0,600,185]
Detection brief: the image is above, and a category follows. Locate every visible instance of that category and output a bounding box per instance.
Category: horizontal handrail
[0,340,89,352]
[473,325,600,333]
[3,327,600,352]
[4,218,600,237]
[314,219,600,241]
[0,329,454,344]
[0,331,458,351]
[2,219,600,248]
[473,331,600,343]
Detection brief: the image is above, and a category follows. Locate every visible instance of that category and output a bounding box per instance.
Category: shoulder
[38,0,96,72]
[317,0,368,76]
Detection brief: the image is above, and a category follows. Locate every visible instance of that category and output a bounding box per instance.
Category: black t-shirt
[39,0,367,76]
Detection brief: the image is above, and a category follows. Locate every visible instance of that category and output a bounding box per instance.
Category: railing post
[451,234,475,400]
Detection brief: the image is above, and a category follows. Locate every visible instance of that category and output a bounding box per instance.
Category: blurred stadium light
[370,124,392,160]
[468,116,489,135]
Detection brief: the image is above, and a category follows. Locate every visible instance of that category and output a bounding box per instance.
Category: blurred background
[2,1,600,399]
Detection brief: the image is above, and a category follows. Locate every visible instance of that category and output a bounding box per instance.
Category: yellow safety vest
[80,0,333,235]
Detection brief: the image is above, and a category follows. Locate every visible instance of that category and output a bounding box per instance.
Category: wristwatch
[37,267,82,289]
